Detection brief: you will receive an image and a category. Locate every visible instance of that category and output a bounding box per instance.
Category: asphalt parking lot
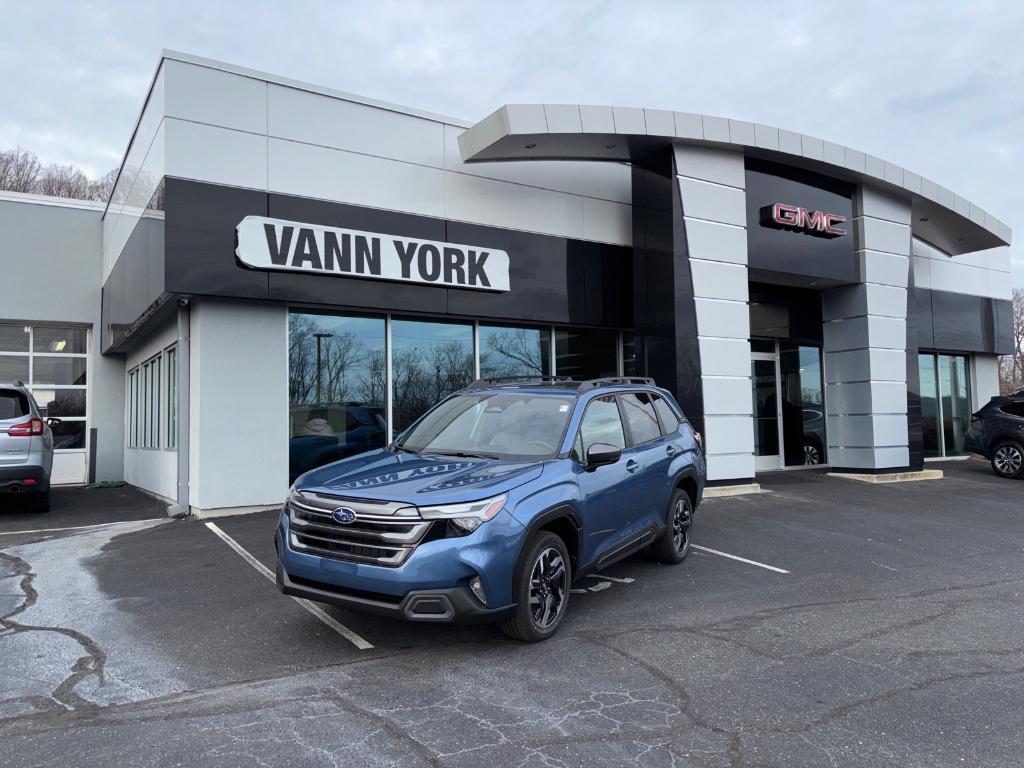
[1,459,1023,767]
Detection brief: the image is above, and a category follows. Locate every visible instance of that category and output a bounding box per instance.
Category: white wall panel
[705,453,755,481]
[581,162,632,204]
[825,348,905,383]
[826,381,908,416]
[689,259,749,302]
[164,59,267,134]
[190,300,288,511]
[856,250,909,287]
[971,355,1000,409]
[677,177,746,226]
[854,217,911,256]
[444,167,584,240]
[704,415,754,455]
[673,145,744,188]
[269,137,444,218]
[165,119,267,191]
[826,414,908,448]
[269,84,445,168]
[683,219,747,265]
[698,338,751,377]
[702,377,754,415]
[695,298,749,339]
[582,196,631,246]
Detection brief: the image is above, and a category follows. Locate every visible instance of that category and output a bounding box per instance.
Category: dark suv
[964,391,1024,479]
[276,377,705,641]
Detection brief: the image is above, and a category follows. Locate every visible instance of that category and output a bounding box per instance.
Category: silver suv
[0,381,58,512]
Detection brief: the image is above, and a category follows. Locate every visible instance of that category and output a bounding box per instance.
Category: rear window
[651,394,681,434]
[1000,402,1024,418]
[620,392,662,445]
[0,389,29,420]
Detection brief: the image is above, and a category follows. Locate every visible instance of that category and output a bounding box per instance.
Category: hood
[296,449,545,506]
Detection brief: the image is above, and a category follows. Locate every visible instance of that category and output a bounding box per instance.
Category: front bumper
[275,506,523,623]
[0,464,48,493]
[276,559,514,623]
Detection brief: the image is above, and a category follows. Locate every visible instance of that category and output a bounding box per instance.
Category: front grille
[288,491,431,567]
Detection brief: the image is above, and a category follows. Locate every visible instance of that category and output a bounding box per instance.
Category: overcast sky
[1,0,1020,283]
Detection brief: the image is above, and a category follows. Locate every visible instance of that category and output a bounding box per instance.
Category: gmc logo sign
[760,203,847,239]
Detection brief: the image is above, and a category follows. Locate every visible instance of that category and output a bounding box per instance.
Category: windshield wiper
[391,444,419,454]
[421,450,501,460]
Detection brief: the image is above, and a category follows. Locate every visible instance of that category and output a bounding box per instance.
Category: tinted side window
[0,389,29,420]
[572,396,626,462]
[1000,402,1024,417]
[620,392,661,445]
[651,394,681,434]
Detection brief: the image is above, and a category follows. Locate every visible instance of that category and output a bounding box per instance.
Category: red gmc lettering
[762,203,846,238]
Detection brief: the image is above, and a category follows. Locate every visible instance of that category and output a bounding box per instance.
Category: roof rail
[577,376,656,392]
[465,375,575,389]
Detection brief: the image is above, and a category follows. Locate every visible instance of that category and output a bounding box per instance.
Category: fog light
[469,576,487,606]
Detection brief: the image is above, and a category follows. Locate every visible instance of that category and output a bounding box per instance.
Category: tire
[650,488,693,564]
[500,531,571,642]
[802,441,822,465]
[32,491,50,513]
[990,441,1024,479]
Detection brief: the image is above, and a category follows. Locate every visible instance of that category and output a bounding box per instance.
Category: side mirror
[46,417,61,428]
[585,442,621,470]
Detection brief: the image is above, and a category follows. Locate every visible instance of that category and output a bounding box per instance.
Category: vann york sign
[759,203,847,239]
[235,216,511,292]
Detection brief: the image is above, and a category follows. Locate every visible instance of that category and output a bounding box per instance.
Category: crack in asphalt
[0,551,107,713]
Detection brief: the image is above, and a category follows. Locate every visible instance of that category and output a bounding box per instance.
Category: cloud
[0,0,1020,285]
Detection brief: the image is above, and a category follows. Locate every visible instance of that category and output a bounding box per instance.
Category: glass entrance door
[751,353,783,471]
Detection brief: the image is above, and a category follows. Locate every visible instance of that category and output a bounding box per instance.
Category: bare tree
[36,163,90,198]
[0,147,41,192]
[86,168,119,203]
[999,287,1024,394]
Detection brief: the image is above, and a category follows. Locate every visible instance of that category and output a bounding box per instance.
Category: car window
[0,389,29,420]
[572,395,626,462]
[1001,402,1024,417]
[400,393,575,458]
[651,394,681,435]
[620,392,661,445]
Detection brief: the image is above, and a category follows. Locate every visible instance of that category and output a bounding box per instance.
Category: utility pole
[314,332,333,402]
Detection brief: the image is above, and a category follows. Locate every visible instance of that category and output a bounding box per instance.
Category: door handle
[626,459,640,473]
[666,445,681,457]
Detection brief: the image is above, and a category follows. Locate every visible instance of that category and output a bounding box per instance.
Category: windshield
[398,393,575,458]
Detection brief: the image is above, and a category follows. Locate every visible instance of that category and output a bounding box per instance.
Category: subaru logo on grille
[331,507,357,524]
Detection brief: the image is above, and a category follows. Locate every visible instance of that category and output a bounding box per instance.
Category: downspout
[168,299,191,517]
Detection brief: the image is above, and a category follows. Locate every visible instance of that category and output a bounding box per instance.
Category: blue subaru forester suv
[276,377,705,641]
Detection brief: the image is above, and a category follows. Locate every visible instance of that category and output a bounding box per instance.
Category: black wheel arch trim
[514,504,583,585]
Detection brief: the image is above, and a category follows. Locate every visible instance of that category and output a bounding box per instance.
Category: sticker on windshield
[559,404,569,412]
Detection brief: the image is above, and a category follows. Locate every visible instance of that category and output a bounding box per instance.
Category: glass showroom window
[391,318,474,435]
[0,324,88,450]
[554,327,619,380]
[479,325,551,380]
[919,352,971,458]
[288,312,387,482]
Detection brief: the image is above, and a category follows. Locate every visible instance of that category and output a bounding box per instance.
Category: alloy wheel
[672,497,692,554]
[529,547,567,630]
[994,445,1023,476]
[803,444,821,465]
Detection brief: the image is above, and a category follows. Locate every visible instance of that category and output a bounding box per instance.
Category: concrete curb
[826,470,944,484]
[704,483,762,498]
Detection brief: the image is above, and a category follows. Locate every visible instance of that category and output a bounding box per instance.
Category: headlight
[418,493,507,533]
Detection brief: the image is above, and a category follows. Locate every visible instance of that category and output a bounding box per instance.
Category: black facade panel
[745,159,856,286]
[111,179,632,334]
[905,271,924,471]
[913,285,935,349]
[925,289,1012,354]
[631,149,704,434]
[163,178,270,299]
[748,283,823,343]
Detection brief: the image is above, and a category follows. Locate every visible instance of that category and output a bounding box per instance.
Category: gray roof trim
[458,104,1011,252]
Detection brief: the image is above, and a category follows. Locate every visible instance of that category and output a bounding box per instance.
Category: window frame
[650,393,682,436]
[570,393,628,464]
[616,391,665,448]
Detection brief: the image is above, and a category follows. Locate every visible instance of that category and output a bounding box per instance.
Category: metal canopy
[458,104,1011,256]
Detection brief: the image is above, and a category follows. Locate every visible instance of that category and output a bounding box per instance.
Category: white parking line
[204,522,373,650]
[0,518,168,536]
[691,544,790,574]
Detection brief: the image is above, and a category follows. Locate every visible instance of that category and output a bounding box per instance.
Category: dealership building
[0,51,1014,514]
